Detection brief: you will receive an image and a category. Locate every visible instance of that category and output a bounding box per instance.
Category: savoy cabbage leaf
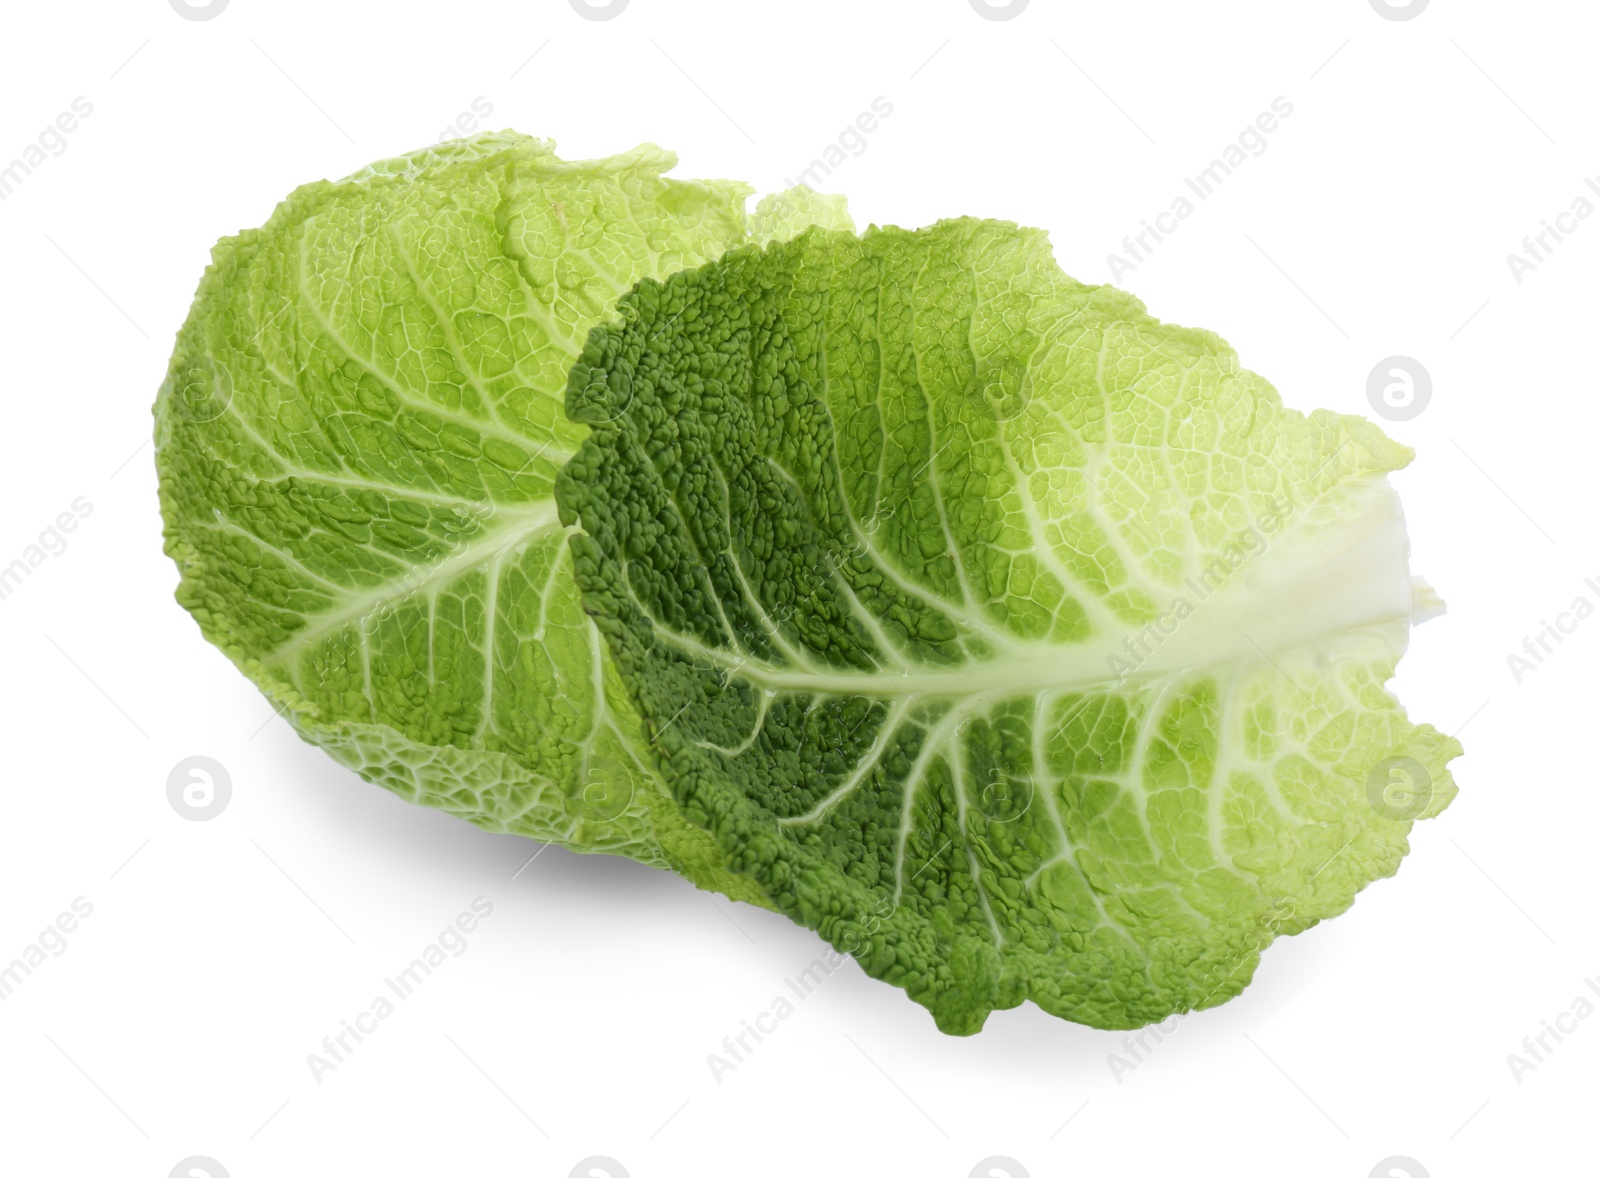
[154,133,849,900]
[557,218,1460,1032]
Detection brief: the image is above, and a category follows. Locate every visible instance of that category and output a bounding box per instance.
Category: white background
[0,2,1593,1175]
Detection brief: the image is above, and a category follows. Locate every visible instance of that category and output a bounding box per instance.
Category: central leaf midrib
[639,478,1415,703]
[266,500,566,665]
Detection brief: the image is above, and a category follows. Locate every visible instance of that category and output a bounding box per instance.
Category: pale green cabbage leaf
[154,133,849,901]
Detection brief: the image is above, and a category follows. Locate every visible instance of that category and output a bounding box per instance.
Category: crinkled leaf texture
[155,133,849,903]
[557,218,1461,1033]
